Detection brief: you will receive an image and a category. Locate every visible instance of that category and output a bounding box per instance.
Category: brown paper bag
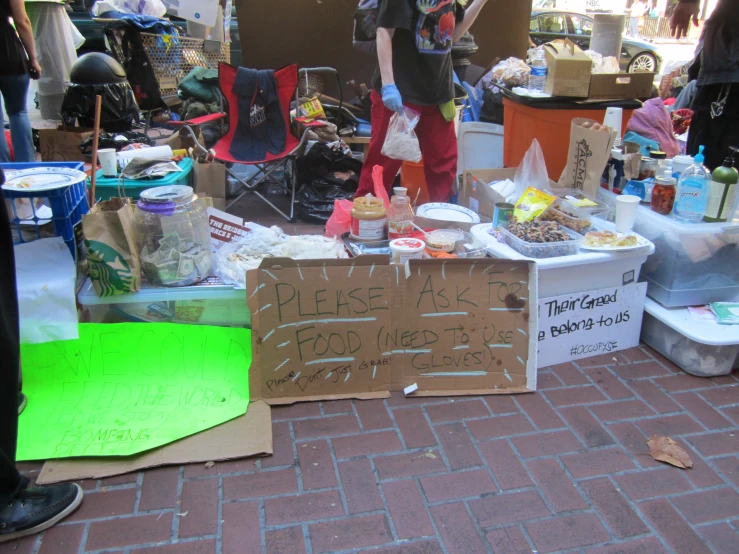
[557,118,617,197]
[193,160,227,211]
[82,198,141,297]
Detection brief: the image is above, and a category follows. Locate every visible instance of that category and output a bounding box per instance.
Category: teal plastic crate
[94,157,194,201]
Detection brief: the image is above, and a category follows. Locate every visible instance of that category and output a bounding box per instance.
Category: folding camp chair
[179,63,342,222]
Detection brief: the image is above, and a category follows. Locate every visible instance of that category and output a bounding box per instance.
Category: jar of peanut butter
[350,194,387,241]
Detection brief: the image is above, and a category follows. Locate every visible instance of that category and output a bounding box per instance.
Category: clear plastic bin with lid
[597,187,739,307]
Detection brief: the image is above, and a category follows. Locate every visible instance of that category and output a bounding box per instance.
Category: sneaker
[18,393,27,415]
[0,483,83,543]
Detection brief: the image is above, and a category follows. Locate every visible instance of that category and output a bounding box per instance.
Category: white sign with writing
[537,283,647,368]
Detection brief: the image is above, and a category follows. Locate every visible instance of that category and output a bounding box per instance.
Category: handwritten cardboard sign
[537,283,647,367]
[18,323,251,461]
[248,257,537,404]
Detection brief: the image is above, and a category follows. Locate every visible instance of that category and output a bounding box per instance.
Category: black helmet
[70,53,127,85]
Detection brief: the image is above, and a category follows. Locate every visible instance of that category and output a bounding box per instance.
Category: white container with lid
[390,238,426,264]
[642,297,739,376]
[672,155,694,179]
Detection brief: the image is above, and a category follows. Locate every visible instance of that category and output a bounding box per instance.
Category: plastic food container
[425,230,460,252]
[135,185,213,287]
[350,194,387,241]
[642,297,739,376]
[390,238,426,264]
[550,188,610,219]
[498,225,583,259]
[541,201,594,233]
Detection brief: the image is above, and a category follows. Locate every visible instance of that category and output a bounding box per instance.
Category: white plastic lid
[644,297,739,346]
[390,238,425,252]
[393,187,408,197]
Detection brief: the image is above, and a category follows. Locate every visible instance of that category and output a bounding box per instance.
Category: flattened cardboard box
[37,401,272,483]
[248,256,538,404]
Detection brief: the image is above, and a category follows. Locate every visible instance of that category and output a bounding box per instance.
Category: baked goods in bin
[583,230,639,248]
[540,204,592,233]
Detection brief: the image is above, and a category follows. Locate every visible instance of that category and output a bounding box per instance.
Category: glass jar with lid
[650,173,677,216]
[135,185,213,287]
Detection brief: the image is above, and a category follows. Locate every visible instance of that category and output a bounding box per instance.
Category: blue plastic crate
[1,162,89,256]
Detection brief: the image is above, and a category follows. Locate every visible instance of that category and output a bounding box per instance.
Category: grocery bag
[82,198,141,297]
[558,118,616,197]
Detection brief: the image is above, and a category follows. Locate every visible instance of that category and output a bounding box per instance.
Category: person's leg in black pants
[0,185,25,506]
[0,180,84,543]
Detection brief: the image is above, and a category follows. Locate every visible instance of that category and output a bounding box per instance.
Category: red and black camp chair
[179,63,341,222]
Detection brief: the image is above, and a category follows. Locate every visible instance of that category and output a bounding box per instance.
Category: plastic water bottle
[674,145,710,222]
[528,50,548,93]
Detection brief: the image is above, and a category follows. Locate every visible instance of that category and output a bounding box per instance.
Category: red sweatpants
[356,90,458,202]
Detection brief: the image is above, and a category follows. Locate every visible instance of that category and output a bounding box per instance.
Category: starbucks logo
[85,240,136,297]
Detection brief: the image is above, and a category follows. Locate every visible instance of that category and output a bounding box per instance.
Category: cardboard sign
[537,283,647,367]
[248,257,537,404]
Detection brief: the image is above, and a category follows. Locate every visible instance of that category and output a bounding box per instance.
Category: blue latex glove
[381,84,404,114]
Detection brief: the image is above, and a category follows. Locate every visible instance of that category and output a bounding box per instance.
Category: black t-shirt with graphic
[372,0,465,106]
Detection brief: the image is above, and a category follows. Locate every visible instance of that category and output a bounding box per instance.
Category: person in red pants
[356,0,490,201]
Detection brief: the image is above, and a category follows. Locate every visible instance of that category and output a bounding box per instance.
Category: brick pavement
[3,345,738,554]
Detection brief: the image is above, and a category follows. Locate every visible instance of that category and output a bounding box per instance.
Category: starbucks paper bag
[558,118,616,197]
[82,198,141,297]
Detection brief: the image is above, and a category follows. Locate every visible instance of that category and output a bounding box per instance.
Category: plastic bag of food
[513,187,557,222]
[382,108,422,163]
[491,57,531,88]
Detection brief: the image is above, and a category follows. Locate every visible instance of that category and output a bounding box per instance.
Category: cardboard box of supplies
[543,39,592,98]
[589,72,656,101]
[38,127,93,162]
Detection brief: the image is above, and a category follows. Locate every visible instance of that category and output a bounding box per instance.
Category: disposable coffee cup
[615,195,640,233]
[98,148,117,177]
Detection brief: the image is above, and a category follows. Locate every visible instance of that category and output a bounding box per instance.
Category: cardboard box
[38,127,94,162]
[459,168,557,220]
[543,40,592,98]
[589,72,656,101]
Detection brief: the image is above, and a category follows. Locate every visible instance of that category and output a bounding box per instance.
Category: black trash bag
[295,143,362,223]
[78,131,152,158]
[295,182,356,223]
[480,87,504,125]
[62,82,140,133]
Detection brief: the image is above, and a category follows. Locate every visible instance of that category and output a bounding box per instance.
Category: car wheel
[628,53,657,73]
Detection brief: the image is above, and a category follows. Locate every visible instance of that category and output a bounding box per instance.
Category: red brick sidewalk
[3,345,738,554]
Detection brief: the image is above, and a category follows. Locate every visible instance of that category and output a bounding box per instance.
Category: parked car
[530,9,662,73]
[67,0,242,67]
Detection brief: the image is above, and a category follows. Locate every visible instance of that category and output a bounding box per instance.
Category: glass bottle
[704,147,739,223]
[388,187,414,240]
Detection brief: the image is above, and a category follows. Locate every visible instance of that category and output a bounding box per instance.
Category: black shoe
[0,483,83,543]
[18,393,27,415]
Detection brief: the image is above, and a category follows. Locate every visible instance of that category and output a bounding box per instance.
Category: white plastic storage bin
[457,122,504,177]
[598,188,739,307]
[470,223,654,298]
[78,278,251,328]
[642,297,739,376]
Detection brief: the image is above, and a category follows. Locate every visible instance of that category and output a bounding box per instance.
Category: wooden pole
[88,95,103,205]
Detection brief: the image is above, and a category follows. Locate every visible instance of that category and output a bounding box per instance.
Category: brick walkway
[3,345,738,554]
